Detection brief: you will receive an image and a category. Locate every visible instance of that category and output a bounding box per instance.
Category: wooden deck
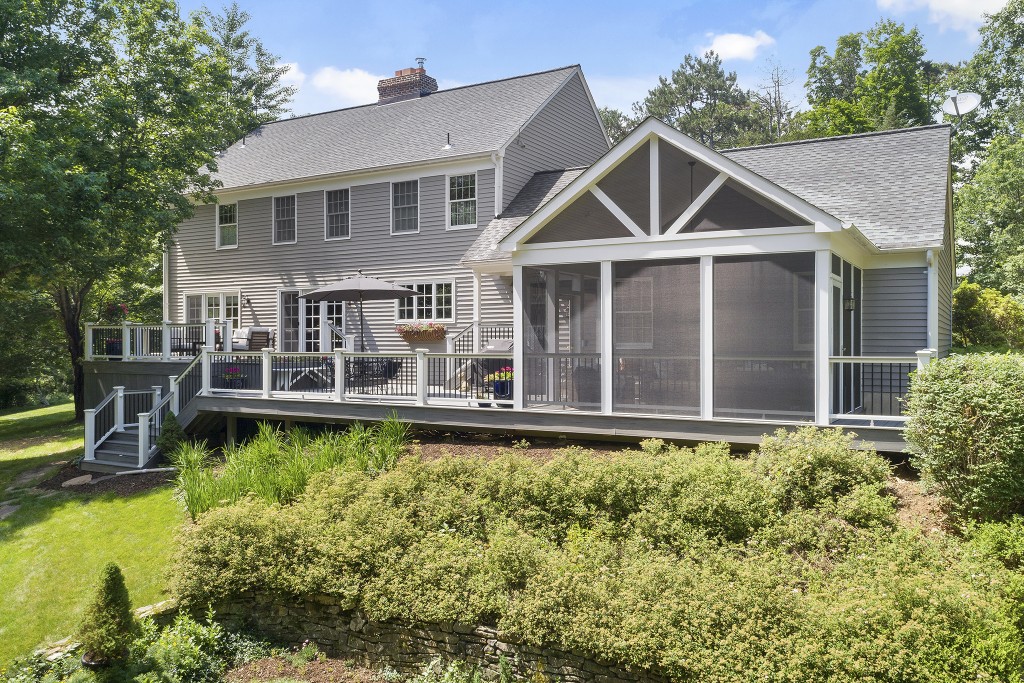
[192,394,907,453]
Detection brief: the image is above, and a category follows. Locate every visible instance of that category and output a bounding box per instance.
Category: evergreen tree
[77,563,137,662]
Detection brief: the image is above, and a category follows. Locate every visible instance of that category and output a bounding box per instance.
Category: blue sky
[178,0,1007,116]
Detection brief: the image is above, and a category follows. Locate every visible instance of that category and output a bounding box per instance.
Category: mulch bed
[410,430,636,462]
[228,657,386,683]
[36,459,175,496]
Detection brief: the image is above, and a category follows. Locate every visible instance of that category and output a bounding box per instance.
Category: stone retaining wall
[212,592,667,683]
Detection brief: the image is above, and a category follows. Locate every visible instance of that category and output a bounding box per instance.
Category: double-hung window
[391,180,419,234]
[273,195,296,244]
[185,292,240,328]
[396,282,454,321]
[217,203,237,249]
[447,173,477,229]
[325,188,350,239]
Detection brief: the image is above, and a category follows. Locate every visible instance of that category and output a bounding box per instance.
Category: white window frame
[394,280,455,322]
[272,194,298,245]
[323,187,351,241]
[613,276,654,350]
[390,180,420,235]
[446,172,478,231]
[181,290,242,327]
[216,202,238,250]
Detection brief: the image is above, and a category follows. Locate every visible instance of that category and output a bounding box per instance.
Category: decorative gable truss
[503,118,843,252]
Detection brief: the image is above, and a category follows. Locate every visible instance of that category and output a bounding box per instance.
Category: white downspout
[926,249,938,352]
[491,151,504,216]
[162,248,170,322]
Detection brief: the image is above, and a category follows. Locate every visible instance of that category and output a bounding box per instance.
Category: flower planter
[493,380,513,400]
[223,377,246,390]
[399,329,446,343]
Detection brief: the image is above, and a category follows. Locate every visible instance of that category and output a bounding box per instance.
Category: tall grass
[170,416,410,520]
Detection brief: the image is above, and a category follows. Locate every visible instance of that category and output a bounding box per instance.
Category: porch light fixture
[241,294,251,307]
[843,297,857,311]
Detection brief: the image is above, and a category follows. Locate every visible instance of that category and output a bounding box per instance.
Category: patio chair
[248,329,275,351]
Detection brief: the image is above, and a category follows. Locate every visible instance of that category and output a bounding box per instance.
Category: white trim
[162,248,169,321]
[390,179,421,235]
[649,137,659,236]
[215,202,238,250]
[600,261,613,414]
[521,224,816,254]
[664,173,728,236]
[512,265,524,410]
[926,248,938,350]
[699,256,713,420]
[323,186,352,241]
[589,186,646,238]
[393,279,456,323]
[500,118,842,250]
[180,290,242,326]
[271,194,298,245]
[445,171,479,231]
[814,250,831,426]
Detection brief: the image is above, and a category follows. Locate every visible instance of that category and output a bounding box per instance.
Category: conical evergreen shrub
[156,411,186,455]
[77,562,137,662]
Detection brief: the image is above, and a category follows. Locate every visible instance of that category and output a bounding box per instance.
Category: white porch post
[445,333,457,354]
[121,322,131,360]
[600,261,613,415]
[472,271,482,352]
[151,385,162,408]
[205,318,216,351]
[114,386,125,431]
[262,348,272,398]
[916,348,936,371]
[137,415,150,468]
[201,346,213,395]
[85,324,94,361]
[545,267,557,402]
[319,301,330,352]
[84,409,96,461]
[814,249,832,427]
[344,334,356,351]
[700,256,713,420]
[415,349,428,406]
[334,349,345,402]
[169,375,179,415]
[162,321,172,361]
[649,136,660,236]
[512,265,524,410]
[224,318,234,353]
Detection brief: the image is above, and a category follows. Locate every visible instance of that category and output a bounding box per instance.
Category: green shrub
[77,563,137,663]
[751,427,891,510]
[904,353,1024,521]
[156,412,186,456]
[953,280,1024,349]
[969,517,1024,570]
[144,614,226,683]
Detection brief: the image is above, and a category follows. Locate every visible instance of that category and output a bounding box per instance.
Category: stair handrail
[171,352,204,418]
[447,320,479,354]
[83,389,119,461]
[139,389,174,468]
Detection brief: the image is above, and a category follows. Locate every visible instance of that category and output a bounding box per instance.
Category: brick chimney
[377,59,438,104]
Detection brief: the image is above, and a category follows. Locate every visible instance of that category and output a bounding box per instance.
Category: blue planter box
[493,380,513,400]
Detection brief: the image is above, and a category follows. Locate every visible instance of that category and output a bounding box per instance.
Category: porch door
[302,299,321,351]
[279,291,300,352]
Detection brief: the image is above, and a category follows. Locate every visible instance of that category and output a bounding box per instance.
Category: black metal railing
[427,355,514,402]
[523,353,601,410]
[345,356,414,396]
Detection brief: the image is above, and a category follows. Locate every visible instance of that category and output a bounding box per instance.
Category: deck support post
[814,249,832,427]
[415,349,428,406]
[121,322,131,360]
[162,321,172,361]
[169,376,179,414]
[114,386,125,431]
[84,409,96,461]
[201,346,213,396]
[225,415,237,447]
[600,261,613,415]
[137,414,150,468]
[85,324,94,361]
[262,349,272,398]
[334,350,345,402]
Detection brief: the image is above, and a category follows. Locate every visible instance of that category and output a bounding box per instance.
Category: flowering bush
[395,322,447,335]
[101,302,129,323]
[222,366,243,380]
[486,366,514,381]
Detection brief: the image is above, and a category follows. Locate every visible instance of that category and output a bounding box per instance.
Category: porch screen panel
[713,253,815,421]
[523,264,602,411]
[613,259,700,415]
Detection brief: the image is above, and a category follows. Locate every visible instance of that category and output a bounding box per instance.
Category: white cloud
[877,0,1008,32]
[700,30,776,61]
[587,75,656,114]
[280,62,306,89]
[309,66,387,108]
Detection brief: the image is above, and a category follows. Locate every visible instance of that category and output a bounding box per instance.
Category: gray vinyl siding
[502,72,608,211]
[168,169,496,352]
[479,274,513,324]
[936,218,954,357]
[861,267,928,355]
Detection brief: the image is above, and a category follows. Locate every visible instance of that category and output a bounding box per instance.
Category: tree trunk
[53,282,92,422]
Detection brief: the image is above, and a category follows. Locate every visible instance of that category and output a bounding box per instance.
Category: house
[80,63,954,471]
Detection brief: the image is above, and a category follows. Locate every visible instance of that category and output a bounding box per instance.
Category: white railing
[828,350,933,426]
[139,389,172,468]
[199,349,516,407]
[85,320,231,361]
[83,385,160,464]
[446,321,514,354]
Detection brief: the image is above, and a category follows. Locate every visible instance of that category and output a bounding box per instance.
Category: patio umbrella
[300,271,417,352]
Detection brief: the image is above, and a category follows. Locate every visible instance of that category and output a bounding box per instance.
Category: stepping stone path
[61,474,93,488]
[0,503,19,520]
[9,461,69,489]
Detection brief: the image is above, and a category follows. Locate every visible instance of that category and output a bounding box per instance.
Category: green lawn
[0,403,182,664]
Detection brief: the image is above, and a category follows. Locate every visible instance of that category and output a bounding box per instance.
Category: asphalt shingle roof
[210,66,580,190]
[462,168,587,264]
[721,124,951,250]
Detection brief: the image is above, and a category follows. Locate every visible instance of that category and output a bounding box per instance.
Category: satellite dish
[942,91,981,118]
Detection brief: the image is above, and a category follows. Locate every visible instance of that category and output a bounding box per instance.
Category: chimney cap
[416,57,426,69]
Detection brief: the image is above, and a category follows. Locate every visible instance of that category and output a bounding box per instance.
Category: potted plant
[222,366,246,389]
[396,322,447,343]
[77,563,137,669]
[487,366,514,401]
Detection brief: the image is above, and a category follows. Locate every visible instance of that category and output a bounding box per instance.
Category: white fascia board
[511,231,834,267]
[518,224,816,254]
[461,259,513,275]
